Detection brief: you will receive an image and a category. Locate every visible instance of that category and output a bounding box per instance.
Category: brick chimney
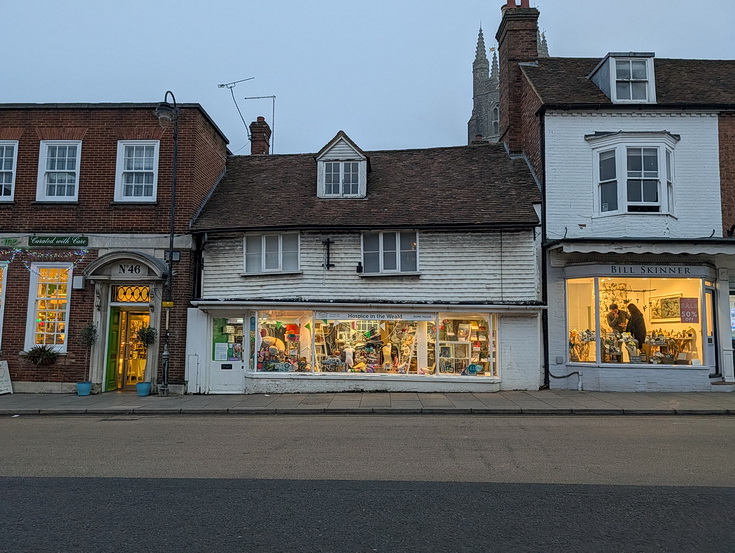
[495,0,539,153]
[249,116,271,155]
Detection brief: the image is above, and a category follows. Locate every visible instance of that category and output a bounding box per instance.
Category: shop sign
[29,236,89,247]
[0,238,20,247]
[680,298,699,323]
[565,264,716,279]
[315,311,435,321]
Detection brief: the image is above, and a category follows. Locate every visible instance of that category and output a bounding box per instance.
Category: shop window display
[567,277,704,365]
[245,311,499,377]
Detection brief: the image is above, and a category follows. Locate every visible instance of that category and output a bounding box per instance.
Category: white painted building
[496,2,735,391]
[185,129,544,393]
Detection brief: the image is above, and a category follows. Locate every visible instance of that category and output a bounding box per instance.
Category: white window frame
[320,160,364,198]
[361,231,419,274]
[0,141,18,202]
[36,140,82,201]
[611,57,656,104]
[114,140,160,202]
[243,233,300,274]
[25,263,73,353]
[0,262,7,349]
[588,132,678,217]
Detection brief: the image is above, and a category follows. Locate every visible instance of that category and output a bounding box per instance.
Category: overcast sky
[4,1,734,155]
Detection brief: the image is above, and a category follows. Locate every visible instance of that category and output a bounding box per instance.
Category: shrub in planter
[24,344,60,366]
[136,326,157,348]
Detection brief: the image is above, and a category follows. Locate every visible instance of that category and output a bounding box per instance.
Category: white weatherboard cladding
[320,138,364,160]
[544,112,721,240]
[201,230,539,303]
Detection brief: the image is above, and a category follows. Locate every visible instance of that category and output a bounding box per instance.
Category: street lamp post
[155,91,178,397]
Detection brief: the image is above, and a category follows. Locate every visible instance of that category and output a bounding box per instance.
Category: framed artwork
[650,294,682,323]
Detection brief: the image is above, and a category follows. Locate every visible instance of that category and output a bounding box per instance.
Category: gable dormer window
[316,131,368,199]
[325,161,359,196]
[589,53,656,104]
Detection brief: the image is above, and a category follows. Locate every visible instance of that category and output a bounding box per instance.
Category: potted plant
[135,326,157,396]
[77,323,98,396]
[23,344,60,366]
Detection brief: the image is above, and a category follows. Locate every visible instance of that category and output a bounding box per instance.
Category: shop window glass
[568,276,704,365]
[256,311,313,372]
[212,318,244,361]
[438,314,497,376]
[567,278,597,362]
[27,264,72,351]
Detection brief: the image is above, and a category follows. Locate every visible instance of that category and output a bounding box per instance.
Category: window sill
[110,201,159,207]
[32,201,79,206]
[240,271,303,277]
[359,272,421,278]
[593,211,677,220]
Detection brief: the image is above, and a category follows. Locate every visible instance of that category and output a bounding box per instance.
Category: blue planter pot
[136,382,152,397]
[77,381,92,396]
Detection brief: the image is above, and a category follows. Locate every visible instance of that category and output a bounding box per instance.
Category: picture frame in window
[650,294,682,323]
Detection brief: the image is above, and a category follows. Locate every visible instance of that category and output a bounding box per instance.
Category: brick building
[0,103,228,393]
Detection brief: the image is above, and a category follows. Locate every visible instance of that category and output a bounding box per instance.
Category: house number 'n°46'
[118,264,142,274]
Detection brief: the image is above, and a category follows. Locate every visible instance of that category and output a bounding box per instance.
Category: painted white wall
[544,111,721,241]
[498,314,543,390]
[201,230,539,303]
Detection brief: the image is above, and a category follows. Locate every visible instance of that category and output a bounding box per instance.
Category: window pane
[600,181,618,212]
[631,82,647,100]
[642,149,658,176]
[631,60,647,79]
[642,180,658,202]
[567,278,596,363]
[282,234,299,271]
[264,236,279,270]
[363,233,379,253]
[245,236,262,273]
[615,60,631,80]
[627,180,642,202]
[364,251,380,273]
[599,150,616,181]
[627,149,642,176]
[616,82,631,100]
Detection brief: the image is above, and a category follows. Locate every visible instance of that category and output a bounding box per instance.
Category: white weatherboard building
[185,129,544,393]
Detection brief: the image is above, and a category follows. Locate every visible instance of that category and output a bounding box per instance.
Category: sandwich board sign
[0,360,12,394]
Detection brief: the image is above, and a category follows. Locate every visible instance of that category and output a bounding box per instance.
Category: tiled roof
[521,57,735,106]
[191,143,541,232]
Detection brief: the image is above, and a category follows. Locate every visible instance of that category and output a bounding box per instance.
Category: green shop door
[106,308,150,391]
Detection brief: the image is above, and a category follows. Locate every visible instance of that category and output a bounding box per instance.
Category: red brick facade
[0,104,228,391]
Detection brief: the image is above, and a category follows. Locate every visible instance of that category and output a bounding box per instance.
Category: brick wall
[0,105,228,387]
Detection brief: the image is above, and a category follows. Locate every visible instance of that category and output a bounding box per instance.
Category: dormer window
[325,161,359,196]
[316,131,368,199]
[615,59,648,101]
[589,53,656,104]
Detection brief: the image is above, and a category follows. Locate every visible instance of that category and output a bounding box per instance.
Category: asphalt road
[2,415,734,552]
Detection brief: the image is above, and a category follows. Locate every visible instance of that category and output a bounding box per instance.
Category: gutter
[191,221,541,235]
[536,102,735,117]
[190,299,547,312]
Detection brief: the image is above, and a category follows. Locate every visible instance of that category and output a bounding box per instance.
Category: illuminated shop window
[567,276,704,365]
[27,264,72,351]
[212,318,244,362]
[249,311,498,377]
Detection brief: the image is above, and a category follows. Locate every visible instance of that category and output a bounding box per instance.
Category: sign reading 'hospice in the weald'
[29,236,89,247]
[0,360,12,395]
[680,298,700,323]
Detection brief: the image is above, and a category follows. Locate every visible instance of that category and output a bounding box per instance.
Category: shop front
[186,304,543,394]
[553,260,733,391]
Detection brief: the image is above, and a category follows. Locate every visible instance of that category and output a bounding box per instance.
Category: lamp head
[155,102,177,123]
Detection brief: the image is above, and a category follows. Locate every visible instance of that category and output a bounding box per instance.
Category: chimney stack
[496,0,539,153]
[249,116,271,155]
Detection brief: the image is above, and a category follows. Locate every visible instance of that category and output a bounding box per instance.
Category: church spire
[490,49,499,83]
[474,26,489,68]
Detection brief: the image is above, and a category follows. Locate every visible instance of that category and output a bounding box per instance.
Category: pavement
[1,389,735,415]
